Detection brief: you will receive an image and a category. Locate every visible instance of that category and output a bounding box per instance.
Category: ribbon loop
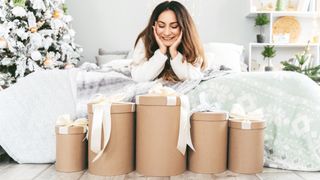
[55,114,88,134]
[229,104,264,129]
[89,93,125,162]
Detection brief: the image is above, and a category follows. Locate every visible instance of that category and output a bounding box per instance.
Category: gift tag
[59,126,69,134]
[167,96,177,106]
[241,120,252,129]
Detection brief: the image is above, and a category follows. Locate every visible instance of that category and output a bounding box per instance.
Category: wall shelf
[248,0,320,72]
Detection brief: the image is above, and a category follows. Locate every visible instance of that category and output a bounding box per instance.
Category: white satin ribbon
[229,104,264,129]
[177,95,194,155]
[56,114,88,134]
[147,83,194,155]
[89,94,126,162]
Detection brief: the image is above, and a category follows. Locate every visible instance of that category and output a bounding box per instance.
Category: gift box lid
[228,119,266,130]
[136,95,181,106]
[191,111,229,121]
[55,126,86,135]
[87,102,135,114]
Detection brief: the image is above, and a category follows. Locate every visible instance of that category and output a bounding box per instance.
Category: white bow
[56,114,88,134]
[229,104,264,129]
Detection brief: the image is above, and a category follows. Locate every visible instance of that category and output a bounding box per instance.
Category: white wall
[66,0,255,63]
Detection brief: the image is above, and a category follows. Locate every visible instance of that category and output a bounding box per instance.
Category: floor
[0,156,319,180]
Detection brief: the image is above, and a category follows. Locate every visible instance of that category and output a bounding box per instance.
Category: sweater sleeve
[170,52,203,80]
[131,39,168,82]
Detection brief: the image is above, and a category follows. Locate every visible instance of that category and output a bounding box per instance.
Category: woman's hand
[169,32,182,59]
[153,24,167,55]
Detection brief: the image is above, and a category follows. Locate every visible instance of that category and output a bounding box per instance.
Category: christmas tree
[0,0,82,89]
[281,43,320,85]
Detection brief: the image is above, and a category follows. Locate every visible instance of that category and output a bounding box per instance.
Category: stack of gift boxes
[55,92,266,176]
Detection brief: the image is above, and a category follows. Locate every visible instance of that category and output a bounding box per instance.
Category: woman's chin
[162,41,174,47]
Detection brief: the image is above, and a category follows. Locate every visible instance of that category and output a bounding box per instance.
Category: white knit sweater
[130,39,203,82]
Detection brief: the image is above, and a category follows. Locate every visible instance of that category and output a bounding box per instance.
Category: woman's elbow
[131,71,153,82]
[188,72,203,80]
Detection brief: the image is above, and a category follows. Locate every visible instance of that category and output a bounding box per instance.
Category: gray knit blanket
[0,64,228,163]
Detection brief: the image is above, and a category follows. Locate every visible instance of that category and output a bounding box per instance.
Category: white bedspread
[0,70,78,163]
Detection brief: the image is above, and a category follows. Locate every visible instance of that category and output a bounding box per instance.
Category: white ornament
[69,29,76,37]
[1,58,11,66]
[44,10,52,19]
[62,34,70,41]
[29,33,42,49]
[0,9,5,18]
[15,57,27,77]
[63,15,73,23]
[27,12,37,28]
[43,37,53,50]
[51,19,64,29]
[0,24,8,37]
[0,79,4,86]
[30,0,46,11]
[31,51,42,61]
[16,28,29,40]
[11,6,27,17]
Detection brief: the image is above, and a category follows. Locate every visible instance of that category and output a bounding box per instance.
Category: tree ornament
[43,58,53,68]
[64,64,74,69]
[52,10,61,19]
[29,27,37,33]
[0,37,7,48]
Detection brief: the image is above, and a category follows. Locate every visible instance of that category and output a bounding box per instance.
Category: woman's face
[155,10,181,47]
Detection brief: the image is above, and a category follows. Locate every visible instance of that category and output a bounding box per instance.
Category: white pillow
[102,59,132,69]
[203,42,245,72]
[98,48,129,56]
[95,54,127,67]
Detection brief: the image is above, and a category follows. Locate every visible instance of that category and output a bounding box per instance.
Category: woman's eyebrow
[157,21,178,25]
[170,22,178,25]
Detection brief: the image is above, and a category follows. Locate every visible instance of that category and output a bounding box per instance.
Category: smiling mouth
[162,37,175,41]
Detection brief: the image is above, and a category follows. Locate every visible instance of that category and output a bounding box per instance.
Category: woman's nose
[164,27,171,35]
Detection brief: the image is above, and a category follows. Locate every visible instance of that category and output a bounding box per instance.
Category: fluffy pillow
[95,54,127,67]
[98,48,129,56]
[203,43,246,72]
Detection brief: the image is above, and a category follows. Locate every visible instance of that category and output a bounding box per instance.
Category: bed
[0,43,319,171]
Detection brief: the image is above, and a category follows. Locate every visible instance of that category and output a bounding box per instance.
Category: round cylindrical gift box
[228,119,266,174]
[136,95,186,176]
[55,126,87,172]
[87,102,135,176]
[188,111,228,173]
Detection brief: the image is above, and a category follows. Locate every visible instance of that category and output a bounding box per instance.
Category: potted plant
[262,45,276,71]
[255,14,270,43]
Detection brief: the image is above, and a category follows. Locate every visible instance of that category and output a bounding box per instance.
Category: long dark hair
[135,1,206,81]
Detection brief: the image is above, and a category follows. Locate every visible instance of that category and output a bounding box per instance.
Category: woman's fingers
[153,26,160,41]
[172,31,183,49]
[153,25,167,54]
[178,31,183,41]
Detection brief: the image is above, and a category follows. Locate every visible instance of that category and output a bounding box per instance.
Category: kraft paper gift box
[55,124,87,172]
[188,111,229,173]
[136,95,192,176]
[87,101,135,176]
[228,119,266,174]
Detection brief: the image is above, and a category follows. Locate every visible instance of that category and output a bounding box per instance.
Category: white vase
[265,58,274,71]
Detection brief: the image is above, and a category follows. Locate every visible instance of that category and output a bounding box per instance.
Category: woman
[131,1,207,82]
